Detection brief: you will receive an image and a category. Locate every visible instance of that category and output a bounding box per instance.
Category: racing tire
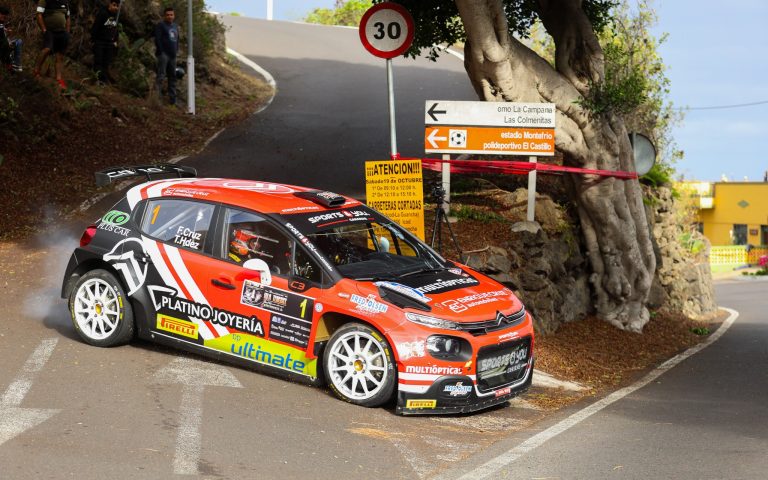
[323,322,396,407]
[68,269,134,347]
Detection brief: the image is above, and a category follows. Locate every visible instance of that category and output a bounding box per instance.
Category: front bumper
[396,359,534,415]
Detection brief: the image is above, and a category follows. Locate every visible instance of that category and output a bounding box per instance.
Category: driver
[229,226,264,263]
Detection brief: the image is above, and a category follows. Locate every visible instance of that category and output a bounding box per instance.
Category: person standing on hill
[0,4,23,73]
[154,6,179,105]
[91,0,121,84]
[33,0,70,89]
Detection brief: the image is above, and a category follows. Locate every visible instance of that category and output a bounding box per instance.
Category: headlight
[427,335,471,361]
[405,312,461,330]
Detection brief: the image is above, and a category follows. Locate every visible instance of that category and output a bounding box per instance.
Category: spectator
[91,0,120,84]
[0,4,23,73]
[154,6,179,105]
[33,0,70,89]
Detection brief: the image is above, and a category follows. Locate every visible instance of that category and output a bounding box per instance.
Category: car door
[204,207,327,379]
[138,198,220,347]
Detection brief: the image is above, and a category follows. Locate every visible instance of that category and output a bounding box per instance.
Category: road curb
[442,307,740,480]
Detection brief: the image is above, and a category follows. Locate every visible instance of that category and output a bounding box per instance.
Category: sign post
[424,100,556,220]
[187,0,195,115]
[359,2,414,160]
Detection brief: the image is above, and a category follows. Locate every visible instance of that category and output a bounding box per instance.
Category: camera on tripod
[428,182,462,259]
[430,183,447,204]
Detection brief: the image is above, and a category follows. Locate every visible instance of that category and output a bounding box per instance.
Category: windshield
[278,207,447,281]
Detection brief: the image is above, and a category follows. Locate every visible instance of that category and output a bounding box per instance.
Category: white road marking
[153,357,242,475]
[226,47,276,114]
[447,308,740,480]
[533,370,587,391]
[0,338,60,446]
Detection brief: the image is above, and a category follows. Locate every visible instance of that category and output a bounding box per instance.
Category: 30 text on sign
[359,2,414,59]
[365,159,424,240]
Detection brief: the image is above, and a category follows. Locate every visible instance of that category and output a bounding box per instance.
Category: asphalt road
[441,280,768,480]
[187,16,476,198]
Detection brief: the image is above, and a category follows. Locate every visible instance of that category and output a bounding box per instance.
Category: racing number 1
[150,205,160,224]
[299,299,308,318]
[373,21,401,40]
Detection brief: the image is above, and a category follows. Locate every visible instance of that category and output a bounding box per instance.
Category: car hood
[354,266,523,322]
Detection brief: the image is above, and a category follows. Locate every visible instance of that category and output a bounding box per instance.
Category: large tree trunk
[455,0,656,332]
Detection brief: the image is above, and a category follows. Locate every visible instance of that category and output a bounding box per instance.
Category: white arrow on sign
[0,338,60,447]
[153,357,243,475]
[427,129,447,149]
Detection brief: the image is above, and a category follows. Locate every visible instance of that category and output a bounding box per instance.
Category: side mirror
[242,258,272,286]
[379,236,390,252]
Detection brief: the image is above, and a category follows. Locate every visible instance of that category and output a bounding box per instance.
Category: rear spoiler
[95,164,197,187]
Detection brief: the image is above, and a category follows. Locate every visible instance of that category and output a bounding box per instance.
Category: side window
[294,246,323,284]
[223,209,292,275]
[373,225,418,257]
[141,199,214,252]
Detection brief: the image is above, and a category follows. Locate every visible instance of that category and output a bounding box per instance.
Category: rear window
[141,199,214,252]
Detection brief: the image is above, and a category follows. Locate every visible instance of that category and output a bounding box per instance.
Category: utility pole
[187,0,195,115]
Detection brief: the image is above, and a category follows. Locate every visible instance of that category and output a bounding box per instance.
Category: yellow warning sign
[365,160,425,240]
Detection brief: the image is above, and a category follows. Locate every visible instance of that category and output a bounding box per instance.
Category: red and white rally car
[61,165,534,415]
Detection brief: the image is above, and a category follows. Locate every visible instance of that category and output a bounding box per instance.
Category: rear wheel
[69,269,134,347]
[323,322,396,407]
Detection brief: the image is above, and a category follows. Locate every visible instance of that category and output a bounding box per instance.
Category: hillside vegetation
[0,0,272,239]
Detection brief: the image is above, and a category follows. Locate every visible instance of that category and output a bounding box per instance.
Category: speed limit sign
[359,2,415,59]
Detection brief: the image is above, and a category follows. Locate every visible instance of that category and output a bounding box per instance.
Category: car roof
[133,178,363,215]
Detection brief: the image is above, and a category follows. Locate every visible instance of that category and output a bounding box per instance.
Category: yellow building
[680,181,768,246]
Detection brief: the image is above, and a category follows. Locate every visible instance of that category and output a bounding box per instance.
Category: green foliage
[451,205,506,224]
[0,96,18,125]
[679,232,705,255]
[372,0,614,61]
[304,0,372,26]
[640,161,674,188]
[229,12,241,17]
[114,35,153,97]
[578,43,648,115]
[603,1,684,169]
[691,327,710,336]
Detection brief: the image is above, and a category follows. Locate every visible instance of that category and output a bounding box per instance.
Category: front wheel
[323,323,396,407]
[68,269,134,347]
